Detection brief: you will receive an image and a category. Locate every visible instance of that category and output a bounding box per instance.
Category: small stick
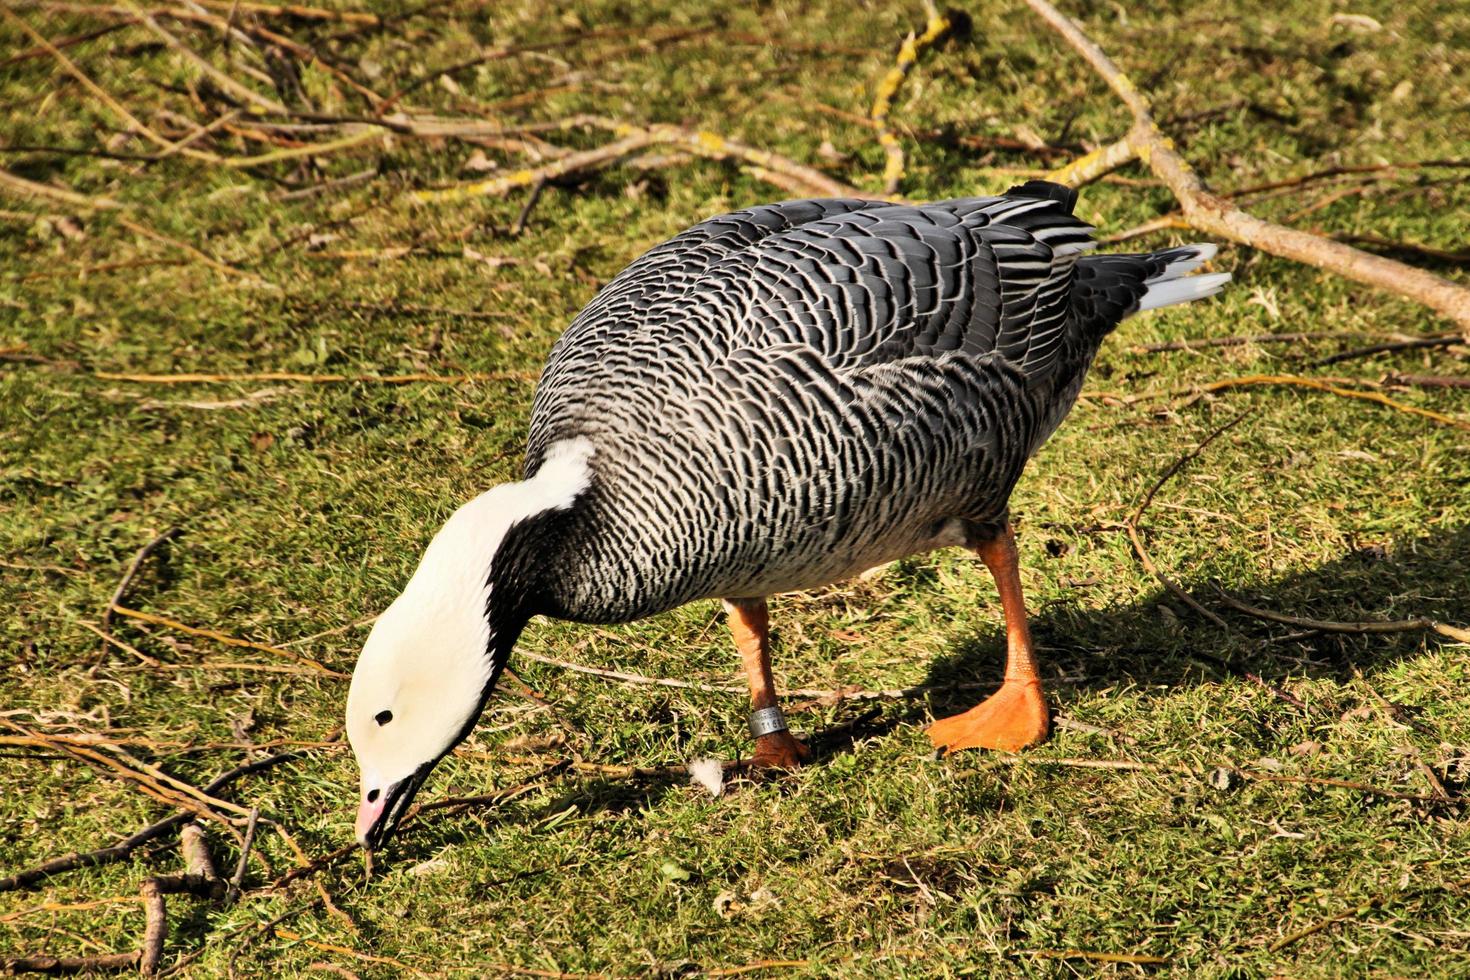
[966,756,1161,773]
[413,118,864,204]
[1023,949,1169,965]
[227,807,260,905]
[0,952,141,974]
[123,3,287,114]
[1182,374,1470,431]
[0,6,172,151]
[509,178,547,236]
[1267,873,1470,953]
[187,0,378,23]
[1118,409,1257,630]
[114,217,257,282]
[1130,331,1355,353]
[78,620,162,667]
[0,724,250,824]
[94,527,181,672]
[0,165,124,210]
[1130,408,1255,526]
[1215,593,1470,644]
[1309,334,1462,368]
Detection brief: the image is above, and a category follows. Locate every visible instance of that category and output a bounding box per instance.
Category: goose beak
[356,763,432,851]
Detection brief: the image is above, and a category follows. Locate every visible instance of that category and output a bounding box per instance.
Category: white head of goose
[347,180,1230,850]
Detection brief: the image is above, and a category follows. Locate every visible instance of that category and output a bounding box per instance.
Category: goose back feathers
[509,182,1225,624]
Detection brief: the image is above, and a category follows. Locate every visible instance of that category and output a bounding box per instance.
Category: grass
[2,0,1469,975]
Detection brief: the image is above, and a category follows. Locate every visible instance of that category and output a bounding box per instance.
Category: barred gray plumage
[346,179,1230,850]
[513,181,1226,623]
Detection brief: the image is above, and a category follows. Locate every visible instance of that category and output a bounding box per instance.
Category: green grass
[3,0,1469,975]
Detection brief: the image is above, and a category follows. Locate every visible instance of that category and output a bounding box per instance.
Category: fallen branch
[869,2,958,195]
[1022,0,1470,333]
[1,824,226,976]
[1215,593,1470,644]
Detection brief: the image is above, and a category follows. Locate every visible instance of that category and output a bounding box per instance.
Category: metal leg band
[748,706,789,739]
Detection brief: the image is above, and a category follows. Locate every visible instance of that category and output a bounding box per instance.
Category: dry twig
[109,604,347,677]
[869,2,958,194]
[413,118,862,203]
[93,528,180,671]
[1215,593,1470,644]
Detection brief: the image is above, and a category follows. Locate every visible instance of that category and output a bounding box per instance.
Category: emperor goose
[347,180,1230,850]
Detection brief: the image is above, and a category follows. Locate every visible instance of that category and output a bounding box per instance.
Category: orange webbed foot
[751,730,811,770]
[926,679,1050,756]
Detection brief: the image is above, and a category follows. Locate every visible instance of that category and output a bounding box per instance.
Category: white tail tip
[1137,271,1232,312]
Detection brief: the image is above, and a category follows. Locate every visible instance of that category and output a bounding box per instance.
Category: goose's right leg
[725,597,809,769]
[925,523,1051,754]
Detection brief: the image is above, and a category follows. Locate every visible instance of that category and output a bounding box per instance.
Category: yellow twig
[1047,136,1137,188]
[870,3,955,195]
[220,128,386,168]
[1190,374,1470,431]
[413,118,863,204]
[109,604,347,678]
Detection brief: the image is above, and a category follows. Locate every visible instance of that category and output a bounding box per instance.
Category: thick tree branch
[1022,0,1470,333]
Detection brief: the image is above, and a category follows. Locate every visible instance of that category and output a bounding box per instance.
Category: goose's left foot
[926,679,1048,755]
[752,730,810,770]
[726,596,810,770]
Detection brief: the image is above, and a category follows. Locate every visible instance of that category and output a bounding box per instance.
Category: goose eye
[367,788,380,802]
[374,710,393,726]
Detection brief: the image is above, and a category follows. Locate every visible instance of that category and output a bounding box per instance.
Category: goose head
[346,438,593,850]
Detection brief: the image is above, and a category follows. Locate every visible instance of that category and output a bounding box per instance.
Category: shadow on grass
[914,522,1470,723]
[373,524,1470,861]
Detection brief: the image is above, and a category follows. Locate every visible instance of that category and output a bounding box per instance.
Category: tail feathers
[1004,179,1078,215]
[1135,244,1230,313]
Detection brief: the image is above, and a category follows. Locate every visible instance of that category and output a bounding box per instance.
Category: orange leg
[926,523,1050,755]
[726,598,809,769]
